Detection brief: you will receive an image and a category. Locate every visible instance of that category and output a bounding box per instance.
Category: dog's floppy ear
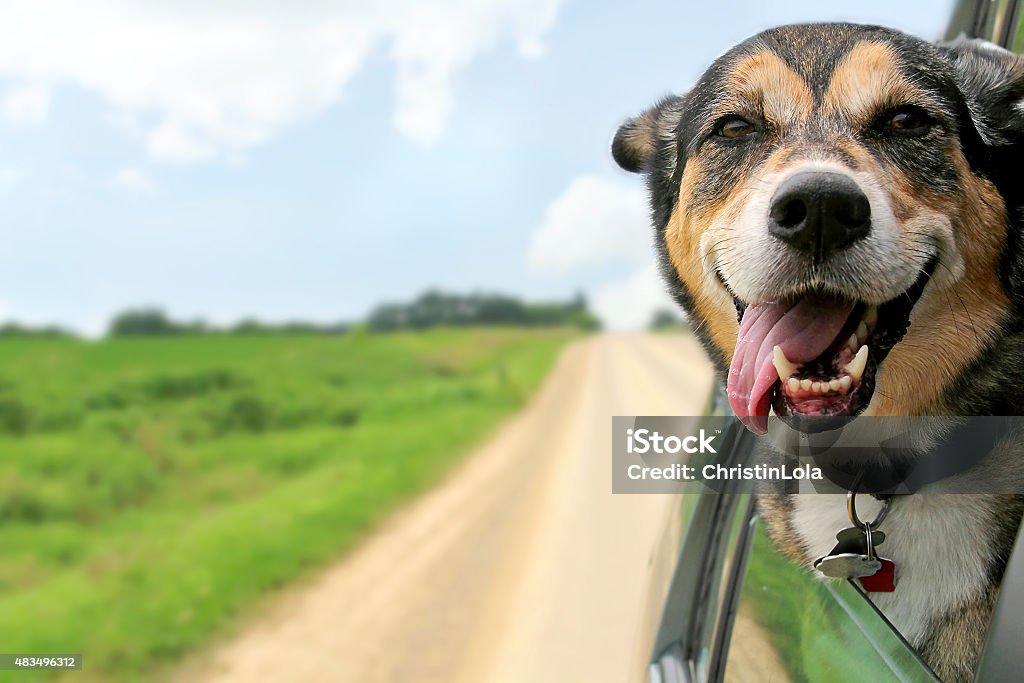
[612,95,685,174]
[942,37,1024,147]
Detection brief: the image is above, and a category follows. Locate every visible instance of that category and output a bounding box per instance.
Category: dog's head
[614,24,1024,433]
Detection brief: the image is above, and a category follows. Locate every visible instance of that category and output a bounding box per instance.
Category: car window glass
[722,519,937,683]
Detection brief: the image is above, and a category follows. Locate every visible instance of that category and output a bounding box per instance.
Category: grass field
[0,327,577,682]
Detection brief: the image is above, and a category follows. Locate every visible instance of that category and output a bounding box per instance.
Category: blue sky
[0,0,952,334]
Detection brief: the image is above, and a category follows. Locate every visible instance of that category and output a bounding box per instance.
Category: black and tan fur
[614,24,1024,681]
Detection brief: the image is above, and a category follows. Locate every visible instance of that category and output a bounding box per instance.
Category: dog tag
[859,558,896,592]
[814,526,884,564]
[833,526,885,552]
[813,526,887,579]
[815,552,882,578]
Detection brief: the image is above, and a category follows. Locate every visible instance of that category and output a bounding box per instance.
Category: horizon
[1,287,607,338]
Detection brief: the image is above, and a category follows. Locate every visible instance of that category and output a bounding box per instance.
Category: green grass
[0,327,577,682]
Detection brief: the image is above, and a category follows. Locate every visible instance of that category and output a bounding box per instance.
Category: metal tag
[814,552,882,579]
[834,526,884,551]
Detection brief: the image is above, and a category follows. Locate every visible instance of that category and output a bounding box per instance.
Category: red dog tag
[858,558,896,592]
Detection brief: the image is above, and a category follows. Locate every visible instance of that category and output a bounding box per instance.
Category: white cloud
[110,166,156,193]
[527,173,679,329]
[0,0,562,162]
[527,175,650,273]
[390,0,560,143]
[591,263,676,330]
[1,83,49,124]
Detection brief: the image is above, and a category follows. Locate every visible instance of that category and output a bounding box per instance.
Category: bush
[214,395,270,434]
[0,399,31,435]
[109,309,206,337]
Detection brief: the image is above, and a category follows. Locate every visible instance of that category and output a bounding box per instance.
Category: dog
[613,23,1024,681]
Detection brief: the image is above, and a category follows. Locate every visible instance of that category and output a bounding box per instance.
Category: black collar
[804,416,1018,495]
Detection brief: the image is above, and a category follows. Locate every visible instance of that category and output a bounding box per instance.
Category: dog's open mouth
[725,259,936,434]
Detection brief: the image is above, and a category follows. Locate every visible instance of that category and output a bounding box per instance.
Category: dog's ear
[612,95,685,174]
[942,37,1024,147]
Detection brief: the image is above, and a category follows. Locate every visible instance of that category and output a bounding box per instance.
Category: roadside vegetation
[0,325,578,682]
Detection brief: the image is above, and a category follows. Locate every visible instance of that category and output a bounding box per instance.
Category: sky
[0,0,953,335]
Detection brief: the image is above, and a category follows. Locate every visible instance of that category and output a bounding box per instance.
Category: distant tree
[108,308,207,336]
[649,308,686,331]
[0,323,73,338]
[474,294,528,325]
[367,290,600,332]
[229,319,348,335]
[230,318,267,335]
[365,304,410,332]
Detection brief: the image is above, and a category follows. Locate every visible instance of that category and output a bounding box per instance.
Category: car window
[722,520,938,683]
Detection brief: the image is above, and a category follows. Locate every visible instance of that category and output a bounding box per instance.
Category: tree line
[366,291,599,332]
[0,290,601,338]
[105,309,352,337]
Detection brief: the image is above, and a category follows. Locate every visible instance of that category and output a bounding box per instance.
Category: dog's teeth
[787,377,800,393]
[772,345,798,382]
[839,375,852,391]
[814,381,825,393]
[829,379,841,392]
[856,321,868,341]
[865,305,878,327]
[847,334,858,351]
[845,345,869,382]
[800,379,812,391]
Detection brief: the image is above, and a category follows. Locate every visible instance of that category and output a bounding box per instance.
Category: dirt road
[177,333,714,683]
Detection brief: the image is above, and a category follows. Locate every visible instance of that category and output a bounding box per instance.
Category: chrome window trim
[705,497,758,683]
[651,644,691,683]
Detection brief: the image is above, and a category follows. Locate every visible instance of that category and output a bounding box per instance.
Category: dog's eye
[886,107,931,132]
[716,117,756,139]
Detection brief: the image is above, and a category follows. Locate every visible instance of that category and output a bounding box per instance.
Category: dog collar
[805,416,1017,495]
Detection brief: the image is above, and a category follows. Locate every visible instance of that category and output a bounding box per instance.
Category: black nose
[768,172,871,260]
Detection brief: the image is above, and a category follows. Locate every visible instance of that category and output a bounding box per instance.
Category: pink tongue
[727,297,855,434]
